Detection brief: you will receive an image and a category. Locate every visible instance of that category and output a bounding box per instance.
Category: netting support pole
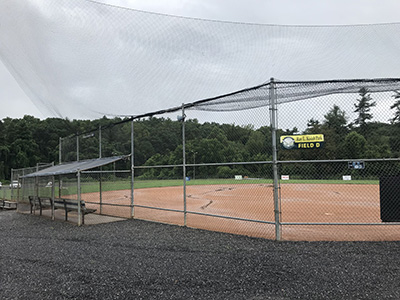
[59,137,62,164]
[76,134,79,162]
[270,78,281,241]
[130,119,135,218]
[99,125,102,159]
[58,175,63,219]
[58,175,61,199]
[181,104,187,226]
[34,166,38,203]
[10,168,14,201]
[51,175,55,220]
[77,169,82,226]
[98,125,103,216]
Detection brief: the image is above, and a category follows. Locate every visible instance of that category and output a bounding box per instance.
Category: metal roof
[22,155,129,178]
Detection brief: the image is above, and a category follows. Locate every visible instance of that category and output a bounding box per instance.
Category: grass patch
[10,178,379,200]
[75,178,378,194]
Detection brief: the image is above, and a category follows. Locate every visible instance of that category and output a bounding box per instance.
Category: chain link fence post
[270,78,282,241]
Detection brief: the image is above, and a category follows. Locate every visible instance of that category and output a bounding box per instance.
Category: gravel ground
[1,210,400,299]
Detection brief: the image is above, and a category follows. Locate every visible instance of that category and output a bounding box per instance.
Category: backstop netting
[1,1,400,120]
[2,1,400,241]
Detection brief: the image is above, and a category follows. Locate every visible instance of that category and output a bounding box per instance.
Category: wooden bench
[53,198,96,225]
[28,196,96,225]
[29,196,52,215]
[0,199,17,210]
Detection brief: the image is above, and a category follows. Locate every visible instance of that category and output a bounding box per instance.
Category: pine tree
[390,91,400,124]
[323,105,348,135]
[354,88,376,128]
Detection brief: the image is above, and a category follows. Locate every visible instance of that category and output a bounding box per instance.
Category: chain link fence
[276,86,400,240]
[19,79,400,241]
[2,163,54,203]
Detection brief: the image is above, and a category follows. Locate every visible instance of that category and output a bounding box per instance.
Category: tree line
[1,89,400,181]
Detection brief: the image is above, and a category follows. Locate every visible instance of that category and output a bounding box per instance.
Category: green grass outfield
[2,178,379,200]
[76,178,379,194]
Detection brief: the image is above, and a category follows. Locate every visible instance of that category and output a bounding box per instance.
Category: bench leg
[63,200,68,221]
[51,200,55,221]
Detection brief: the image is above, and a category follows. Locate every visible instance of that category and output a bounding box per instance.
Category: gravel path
[1,210,399,299]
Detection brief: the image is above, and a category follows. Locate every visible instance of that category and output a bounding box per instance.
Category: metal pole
[99,125,102,214]
[20,175,25,212]
[182,104,187,226]
[59,137,62,164]
[270,78,281,241]
[130,118,135,218]
[58,175,61,198]
[99,125,102,159]
[20,168,26,204]
[32,165,38,208]
[58,175,61,221]
[77,170,82,226]
[10,168,14,201]
[193,152,196,180]
[76,134,79,162]
[35,166,38,199]
[17,173,21,205]
[51,175,55,220]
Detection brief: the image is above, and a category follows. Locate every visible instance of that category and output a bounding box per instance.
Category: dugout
[20,155,129,225]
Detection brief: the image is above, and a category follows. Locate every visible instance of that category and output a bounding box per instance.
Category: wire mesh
[81,170,132,219]
[275,86,400,240]
[2,1,400,119]
[10,163,53,202]
[100,121,132,159]
[17,79,400,240]
[60,135,78,163]
[3,0,399,239]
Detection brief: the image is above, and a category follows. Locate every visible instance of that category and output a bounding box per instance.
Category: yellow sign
[280,134,325,150]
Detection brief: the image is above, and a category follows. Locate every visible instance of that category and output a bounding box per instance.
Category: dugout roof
[22,155,128,178]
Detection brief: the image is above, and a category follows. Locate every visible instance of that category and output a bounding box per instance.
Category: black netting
[186,78,400,112]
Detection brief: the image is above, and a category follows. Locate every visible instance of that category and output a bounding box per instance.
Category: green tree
[323,105,348,136]
[245,131,266,158]
[354,88,376,129]
[304,118,321,134]
[390,91,400,124]
[343,131,367,159]
[217,166,234,178]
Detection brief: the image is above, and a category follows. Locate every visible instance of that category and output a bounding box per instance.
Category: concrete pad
[21,207,127,225]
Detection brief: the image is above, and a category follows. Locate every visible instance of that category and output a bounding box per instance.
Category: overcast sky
[0,0,400,121]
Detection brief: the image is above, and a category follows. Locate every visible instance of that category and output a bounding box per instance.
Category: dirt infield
[81,183,400,241]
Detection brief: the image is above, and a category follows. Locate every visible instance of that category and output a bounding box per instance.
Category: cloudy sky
[0,0,400,121]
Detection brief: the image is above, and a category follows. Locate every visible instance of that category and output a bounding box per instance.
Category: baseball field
[76,179,400,241]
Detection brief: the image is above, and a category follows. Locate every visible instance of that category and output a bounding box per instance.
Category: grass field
[2,178,379,201]
[77,178,379,194]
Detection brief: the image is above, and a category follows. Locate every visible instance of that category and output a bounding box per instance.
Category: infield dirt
[80,183,399,241]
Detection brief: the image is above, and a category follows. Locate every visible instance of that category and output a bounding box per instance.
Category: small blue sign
[348,161,365,170]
